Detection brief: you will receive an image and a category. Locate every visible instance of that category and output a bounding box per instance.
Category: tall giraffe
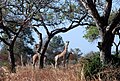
[54,41,69,68]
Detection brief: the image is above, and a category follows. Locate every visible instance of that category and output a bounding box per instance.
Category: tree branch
[51,14,87,36]
[33,27,41,35]
[79,23,96,26]
[32,24,41,27]
[79,0,102,27]
[0,37,10,46]
[33,27,42,53]
[103,0,112,24]
[113,42,117,46]
[0,22,11,39]
[40,16,50,36]
[109,9,120,32]
[12,18,32,45]
[0,8,11,38]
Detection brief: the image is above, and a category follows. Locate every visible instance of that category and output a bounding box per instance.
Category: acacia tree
[27,0,89,68]
[0,0,34,72]
[79,0,120,65]
[0,0,89,69]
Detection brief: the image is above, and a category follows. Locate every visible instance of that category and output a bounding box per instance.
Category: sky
[33,26,99,54]
[25,23,120,55]
[57,26,119,54]
[58,26,99,54]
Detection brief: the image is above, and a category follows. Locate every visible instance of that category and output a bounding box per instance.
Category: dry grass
[1,64,120,81]
[0,64,81,81]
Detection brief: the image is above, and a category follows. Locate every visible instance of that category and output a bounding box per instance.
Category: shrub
[81,51,102,79]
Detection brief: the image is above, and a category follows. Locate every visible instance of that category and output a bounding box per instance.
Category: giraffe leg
[55,55,59,68]
[63,56,66,67]
[32,54,38,69]
[32,59,35,69]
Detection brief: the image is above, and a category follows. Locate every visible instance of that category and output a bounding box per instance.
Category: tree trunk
[39,39,50,68]
[100,31,114,65]
[8,47,16,73]
[115,45,119,56]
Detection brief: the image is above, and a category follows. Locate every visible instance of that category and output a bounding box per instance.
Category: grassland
[0,64,120,81]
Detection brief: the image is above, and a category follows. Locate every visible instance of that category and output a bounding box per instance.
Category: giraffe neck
[58,44,68,58]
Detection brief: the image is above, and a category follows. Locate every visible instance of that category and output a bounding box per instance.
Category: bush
[81,51,102,79]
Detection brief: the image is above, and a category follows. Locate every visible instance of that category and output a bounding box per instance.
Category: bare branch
[0,37,10,46]
[51,14,87,36]
[79,23,96,26]
[33,27,41,35]
[33,27,42,53]
[113,42,117,46]
[40,16,50,36]
[79,0,102,27]
[103,0,112,23]
[109,9,120,32]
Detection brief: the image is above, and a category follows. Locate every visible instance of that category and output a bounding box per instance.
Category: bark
[39,38,51,68]
[8,46,16,73]
[79,0,120,66]
[100,31,114,65]
[115,45,119,56]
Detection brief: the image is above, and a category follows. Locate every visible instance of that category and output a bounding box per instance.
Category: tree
[79,0,120,65]
[0,38,33,66]
[83,25,99,42]
[0,0,88,69]
[30,0,88,68]
[0,0,35,72]
[48,35,64,53]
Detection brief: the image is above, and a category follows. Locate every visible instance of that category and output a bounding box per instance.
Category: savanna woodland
[0,0,120,81]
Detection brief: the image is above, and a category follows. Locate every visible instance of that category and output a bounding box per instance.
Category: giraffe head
[65,41,69,46]
[35,44,39,48]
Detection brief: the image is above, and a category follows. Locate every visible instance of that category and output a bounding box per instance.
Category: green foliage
[0,45,9,66]
[0,44,8,55]
[21,28,35,45]
[83,52,102,78]
[70,48,82,55]
[13,38,33,65]
[83,11,119,42]
[70,48,82,61]
[81,51,120,79]
[83,26,99,42]
[0,38,33,66]
[48,35,64,52]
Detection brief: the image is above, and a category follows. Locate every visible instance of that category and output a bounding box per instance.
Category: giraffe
[32,44,47,68]
[66,52,78,64]
[54,41,69,68]
[32,53,47,68]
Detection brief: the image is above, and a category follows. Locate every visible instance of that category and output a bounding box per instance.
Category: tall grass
[1,56,120,81]
[0,64,81,81]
